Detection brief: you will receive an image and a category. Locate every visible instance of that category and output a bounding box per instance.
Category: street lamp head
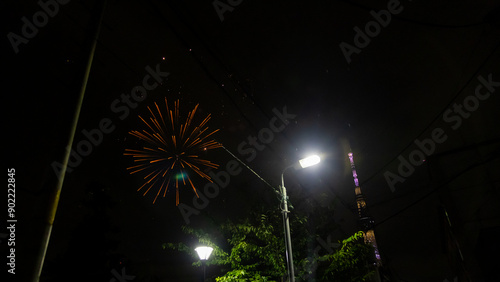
[195,246,213,260]
[299,155,321,168]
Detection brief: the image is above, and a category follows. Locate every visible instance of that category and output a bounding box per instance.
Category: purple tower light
[348,150,382,265]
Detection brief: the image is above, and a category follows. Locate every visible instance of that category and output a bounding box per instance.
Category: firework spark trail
[124,98,221,205]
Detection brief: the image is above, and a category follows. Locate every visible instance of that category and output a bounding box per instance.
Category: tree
[164,210,287,281]
[317,231,377,282]
[215,213,286,281]
[164,208,378,281]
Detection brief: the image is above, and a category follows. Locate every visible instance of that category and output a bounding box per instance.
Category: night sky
[4,0,500,281]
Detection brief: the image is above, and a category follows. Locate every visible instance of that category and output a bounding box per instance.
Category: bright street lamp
[195,246,213,260]
[195,246,213,281]
[298,155,321,168]
[217,144,321,282]
[281,155,321,282]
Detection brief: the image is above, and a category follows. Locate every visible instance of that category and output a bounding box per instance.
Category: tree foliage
[317,231,377,282]
[163,211,287,281]
[164,211,378,282]
[216,213,285,281]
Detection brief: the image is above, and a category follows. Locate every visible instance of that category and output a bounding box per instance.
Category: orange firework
[124,98,221,205]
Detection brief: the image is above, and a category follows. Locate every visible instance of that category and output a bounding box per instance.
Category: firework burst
[124,98,221,205]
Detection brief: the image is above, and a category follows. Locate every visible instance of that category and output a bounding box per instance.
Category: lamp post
[195,246,213,281]
[217,144,321,282]
[281,155,320,282]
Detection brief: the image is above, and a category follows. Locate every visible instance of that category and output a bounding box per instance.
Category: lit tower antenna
[348,149,382,265]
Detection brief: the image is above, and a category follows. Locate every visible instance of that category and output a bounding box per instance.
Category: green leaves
[215,269,273,282]
[218,214,285,281]
[163,212,285,281]
[163,209,378,281]
[318,231,377,282]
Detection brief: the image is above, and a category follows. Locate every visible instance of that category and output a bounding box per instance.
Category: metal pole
[281,167,295,282]
[32,1,107,281]
[281,185,295,282]
[201,260,206,282]
[219,143,296,281]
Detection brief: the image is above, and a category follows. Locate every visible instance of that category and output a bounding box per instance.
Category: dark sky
[4,0,500,281]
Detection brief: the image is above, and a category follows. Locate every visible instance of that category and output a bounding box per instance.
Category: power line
[146,0,270,138]
[337,0,487,28]
[374,152,499,227]
[358,41,499,188]
[148,0,304,168]
[367,137,500,209]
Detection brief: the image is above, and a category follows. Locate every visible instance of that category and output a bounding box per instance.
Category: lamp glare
[195,246,213,260]
[299,155,321,168]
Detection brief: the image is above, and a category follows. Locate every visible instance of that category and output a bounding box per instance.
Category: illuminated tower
[348,150,382,265]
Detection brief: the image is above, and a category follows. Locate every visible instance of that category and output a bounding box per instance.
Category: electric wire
[217,142,279,194]
[338,0,488,28]
[358,41,499,188]
[374,152,499,227]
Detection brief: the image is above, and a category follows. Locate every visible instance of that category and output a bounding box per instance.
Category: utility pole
[32,1,107,281]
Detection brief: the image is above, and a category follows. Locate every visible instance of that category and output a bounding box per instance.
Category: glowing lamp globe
[195,246,213,261]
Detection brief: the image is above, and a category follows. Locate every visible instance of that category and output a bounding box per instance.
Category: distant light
[175,172,186,180]
[162,57,166,60]
[195,246,213,260]
[299,155,320,168]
